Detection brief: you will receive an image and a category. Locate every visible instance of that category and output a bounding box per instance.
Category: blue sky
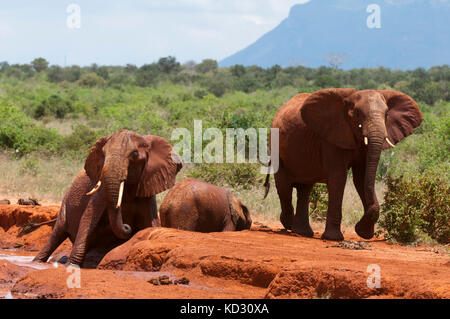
[0,0,309,66]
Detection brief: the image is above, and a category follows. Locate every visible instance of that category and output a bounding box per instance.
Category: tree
[31,58,49,72]
[183,60,197,70]
[195,59,218,74]
[157,56,180,74]
[125,64,137,73]
[47,66,64,83]
[136,64,159,87]
[325,53,347,69]
[230,65,246,77]
[96,66,109,80]
[77,72,106,88]
[0,61,9,72]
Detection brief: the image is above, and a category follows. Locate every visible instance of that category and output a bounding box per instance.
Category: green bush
[188,163,261,189]
[77,73,106,88]
[0,103,61,155]
[62,124,101,150]
[379,174,449,244]
[34,94,73,119]
[309,184,328,221]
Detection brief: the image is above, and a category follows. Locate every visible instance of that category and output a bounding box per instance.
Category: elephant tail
[263,161,271,200]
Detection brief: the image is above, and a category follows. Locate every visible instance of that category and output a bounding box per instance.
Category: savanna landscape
[0,59,448,299]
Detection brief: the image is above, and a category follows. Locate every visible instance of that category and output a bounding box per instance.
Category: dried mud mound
[0,205,57,250]
[98,227,450,299]
[2,205,449,299]
[0,205,71,253]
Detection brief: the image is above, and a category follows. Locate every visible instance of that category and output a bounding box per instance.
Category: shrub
[77,72,106,88]
[31,58,49,73]
[194,89,208,99]
[309,184,328,221]
[379,174,449,244]
[61,124,104,156]
[0,103,61,155]
[188,163,261,189]
[34,94,73,119]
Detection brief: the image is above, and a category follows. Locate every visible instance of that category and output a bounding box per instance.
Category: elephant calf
[160,179,252,233]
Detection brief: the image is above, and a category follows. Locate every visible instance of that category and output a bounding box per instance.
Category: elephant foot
[292,224,314,238]
[355,220,375,240]
[280,212,294,231]
[32,257,46,263]
[355,213,378,240]
[321,227,344,242]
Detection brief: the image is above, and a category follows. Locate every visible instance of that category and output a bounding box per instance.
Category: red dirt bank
[1,204,449,299]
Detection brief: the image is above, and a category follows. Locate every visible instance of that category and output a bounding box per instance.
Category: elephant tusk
[86,181,101,196]
[386,138,396,149]
[116,181,125,209]
[364,137,369,146]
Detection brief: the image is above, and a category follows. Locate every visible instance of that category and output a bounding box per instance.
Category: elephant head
[84,130,182,239]
[301,89,422,238]
[229,194,252,231]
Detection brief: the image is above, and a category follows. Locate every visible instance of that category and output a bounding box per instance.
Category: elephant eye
[130,150,139,159]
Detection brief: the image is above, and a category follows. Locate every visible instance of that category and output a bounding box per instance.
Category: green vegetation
[0,57,448,244]
[379,174,449,244]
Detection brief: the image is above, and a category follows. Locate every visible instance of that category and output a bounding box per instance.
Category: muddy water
[0,250,48,270]
[0,249,49,299]
[0,250,222,299]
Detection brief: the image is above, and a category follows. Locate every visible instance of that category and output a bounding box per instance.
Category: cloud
[242,15,265,25]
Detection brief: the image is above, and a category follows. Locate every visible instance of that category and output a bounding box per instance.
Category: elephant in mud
[34,130,182,267]
[160,178,252,233]
[264,89,422,241]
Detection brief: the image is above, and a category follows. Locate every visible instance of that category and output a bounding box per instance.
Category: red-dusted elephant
[160,178,252,233]
[34,130,182,267]
[264,89,422,241]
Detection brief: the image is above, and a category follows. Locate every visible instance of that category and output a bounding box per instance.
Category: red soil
[0,204,449,299]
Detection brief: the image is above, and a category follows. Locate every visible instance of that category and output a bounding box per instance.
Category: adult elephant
[34,130,182,267]
[160,179,252,233]
[264,89,422,241]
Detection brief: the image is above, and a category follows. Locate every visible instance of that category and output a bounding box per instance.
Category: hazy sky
[0,0,310,66]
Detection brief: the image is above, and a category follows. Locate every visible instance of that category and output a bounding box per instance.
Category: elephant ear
[84,135,111,182]
[228,193,251,230]
[379,90,423,149]
[136,135,183,198]
[301,88,357,150]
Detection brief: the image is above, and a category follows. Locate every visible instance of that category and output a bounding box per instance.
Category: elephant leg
[275,168,294,231]
[322,171,347,241]
[352,165,369,212]
[33,218,68,263]
[292,184,314,237]
[135,196,160,229]
[353,165,378,239]
[149,196,160,227]
[68,195,106,266]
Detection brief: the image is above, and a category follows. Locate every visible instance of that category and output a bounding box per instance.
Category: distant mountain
[220,0,450,70]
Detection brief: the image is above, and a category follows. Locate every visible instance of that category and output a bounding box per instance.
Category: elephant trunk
[102,158,132,240]
[364,133,383,213]
[356,121,385,239]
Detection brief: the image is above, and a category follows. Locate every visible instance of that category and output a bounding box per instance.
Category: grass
[0,151,82,204]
